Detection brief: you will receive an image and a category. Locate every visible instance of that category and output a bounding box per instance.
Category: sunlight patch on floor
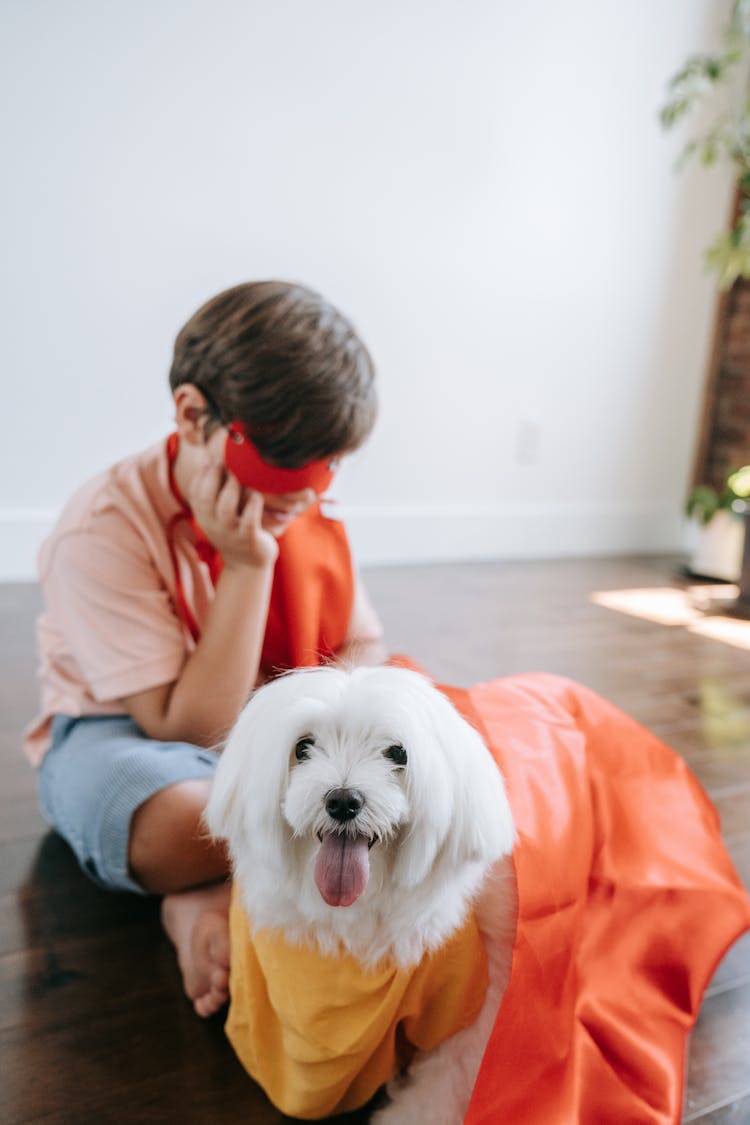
[690,615,750,649]
[590,585,750,651]
[590,587,706,626]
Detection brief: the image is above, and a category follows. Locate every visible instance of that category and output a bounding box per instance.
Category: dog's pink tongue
[314,833,370,907]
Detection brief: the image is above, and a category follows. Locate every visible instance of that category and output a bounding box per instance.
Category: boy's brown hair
[169,281,377,466]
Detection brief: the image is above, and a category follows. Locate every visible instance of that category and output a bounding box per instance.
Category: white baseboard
[340,502,686,567]
[0,503,686,582]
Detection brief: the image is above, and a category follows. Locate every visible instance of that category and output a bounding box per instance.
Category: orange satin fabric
[431,674,750,1125]
[164,432,353,669]
[258,505,354,677]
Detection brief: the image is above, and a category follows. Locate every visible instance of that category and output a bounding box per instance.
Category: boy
[24,280,386,1014]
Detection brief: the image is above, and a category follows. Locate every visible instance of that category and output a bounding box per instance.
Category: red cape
[437,674,750,1125]
[259,503,353,675]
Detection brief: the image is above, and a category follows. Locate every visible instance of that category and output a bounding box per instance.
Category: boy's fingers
[238,489,264,531]
[215,472,243,523]
[193,461,225,511]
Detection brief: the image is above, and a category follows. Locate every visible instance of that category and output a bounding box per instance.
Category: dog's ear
[203,699,263,849]
[204,677,302,866]
[390,675,515,888]
[442,716,516,868]
[204,670,343,877]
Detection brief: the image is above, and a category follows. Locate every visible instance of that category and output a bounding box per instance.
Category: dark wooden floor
[2,554,750,1124]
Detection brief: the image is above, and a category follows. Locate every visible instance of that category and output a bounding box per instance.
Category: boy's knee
[129,778,223,894]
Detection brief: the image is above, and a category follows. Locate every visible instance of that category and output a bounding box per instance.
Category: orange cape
[259,503,353,676]
[437,674,750,1125]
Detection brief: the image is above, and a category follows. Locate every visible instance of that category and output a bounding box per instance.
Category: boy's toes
[210,964,229,992]
[193,980,229,1018]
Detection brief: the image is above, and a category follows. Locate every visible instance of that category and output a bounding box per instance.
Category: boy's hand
[190,461,278,569]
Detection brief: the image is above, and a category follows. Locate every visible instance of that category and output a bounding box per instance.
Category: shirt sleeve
[43,511,187,703]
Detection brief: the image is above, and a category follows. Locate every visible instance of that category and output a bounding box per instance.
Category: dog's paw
[369,1079,462,1125]
[369,1105,410,1125]
[371,1104,459,1125]
[368,1080,405,1125]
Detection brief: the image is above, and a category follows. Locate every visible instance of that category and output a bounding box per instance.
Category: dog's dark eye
[295,736,315,761]
[384,744,407,767]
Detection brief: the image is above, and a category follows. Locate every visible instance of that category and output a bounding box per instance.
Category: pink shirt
[24,440,380,765]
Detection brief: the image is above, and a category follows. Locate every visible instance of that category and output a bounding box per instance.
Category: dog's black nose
[326,788,365,822]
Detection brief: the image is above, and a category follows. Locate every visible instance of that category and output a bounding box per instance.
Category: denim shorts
[38,714,221,894]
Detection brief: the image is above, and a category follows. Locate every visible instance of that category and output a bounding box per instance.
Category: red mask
[224,422,337,495]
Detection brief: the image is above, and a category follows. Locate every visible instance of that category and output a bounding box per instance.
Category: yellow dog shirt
[226,886,488,1119]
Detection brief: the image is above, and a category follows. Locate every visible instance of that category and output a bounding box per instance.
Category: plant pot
[687,509,744,582]
[732,500,750,605]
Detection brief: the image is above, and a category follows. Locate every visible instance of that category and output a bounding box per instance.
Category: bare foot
[161,882,232,1017]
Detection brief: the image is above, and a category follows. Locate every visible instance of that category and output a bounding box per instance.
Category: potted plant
[685,465,750,580]
[662,4,750,584]
[660,0,750,290]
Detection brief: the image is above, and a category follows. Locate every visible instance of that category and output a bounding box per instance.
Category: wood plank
[708,932,750,996]
[684,1094,750,1124]
[684,981,750,1120]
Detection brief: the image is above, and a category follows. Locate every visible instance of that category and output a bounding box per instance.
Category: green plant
[686,465,750,523]
[661,0,750,288]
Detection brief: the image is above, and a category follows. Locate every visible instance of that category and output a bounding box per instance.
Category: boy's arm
[122,559,274,747]
[123,466,278,747]
[333,572,387,668]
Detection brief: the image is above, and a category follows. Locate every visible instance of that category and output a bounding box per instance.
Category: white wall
[1,0,734,577]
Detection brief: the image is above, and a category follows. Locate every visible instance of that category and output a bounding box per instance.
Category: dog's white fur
[205,665,517,1124]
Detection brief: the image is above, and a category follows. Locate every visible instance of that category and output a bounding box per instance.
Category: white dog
[205,665,517,1124]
